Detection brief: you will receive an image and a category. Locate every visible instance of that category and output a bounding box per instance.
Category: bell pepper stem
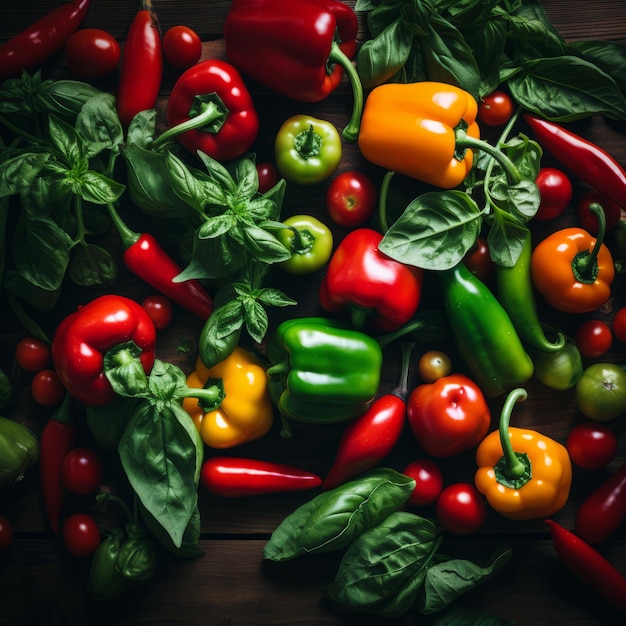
[573,203,606,282]
[328,40,363,143]
[285,225,314,255]
[498,388,529,480]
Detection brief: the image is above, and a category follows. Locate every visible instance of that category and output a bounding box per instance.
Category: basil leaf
[486,211,528,268]
[0,152,50,197]
[48,115,86,166]
[570,39,626,97]
[68,243,117,287]
[85,397,143,451]
[242,225,291,264]
[263,468,415,562]
[126,109,157,147]
[75,92,123,158]
[40,79,102,120]
[77,171,125,205]
[167,152,208,212]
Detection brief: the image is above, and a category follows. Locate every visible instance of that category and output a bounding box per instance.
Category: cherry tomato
[402,459,444,507]
[436,483,487,535]
[14,336,51,372]
[325,171,377,228]
[256,162,280,194]
[0,515,13,551]
[31,369,65,406]
[141,294,174,331]
[577,190,621,235]
[575,319,612,358]
[163,25,202,69]
[418,350,452,383]
[463,238,495,283]
[477,90,515,127]
[576,363,626,422]
[65,28,121,78]
[62,513,101,558]
[566,422,618,470]
[61,447,104,496]
[534,167,573,220]
[613,307,626,343]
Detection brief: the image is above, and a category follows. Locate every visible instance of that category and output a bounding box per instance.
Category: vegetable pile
[1,0,626,622]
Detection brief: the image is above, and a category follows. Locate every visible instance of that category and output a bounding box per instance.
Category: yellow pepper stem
[494,388,532,488]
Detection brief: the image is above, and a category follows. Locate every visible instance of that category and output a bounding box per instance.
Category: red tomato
[534,167,573,220]
[477,90,515,127]
[575,319,613,358]
[577,189,622,234]
[65,28,121,78]
[61,448,104,495]
[0,515,12,551]
[463,238,495,283]
[402,460,444,506]
[141,294,174,330]
[14,336,51,372]
[436,483,487,535]
[62,513,101,557]
[163,25,202,69]
[613,307,626,343]
[31,369,66,406]
[566,422,618,470]
[256,162,280,194]
[325,171,377,227]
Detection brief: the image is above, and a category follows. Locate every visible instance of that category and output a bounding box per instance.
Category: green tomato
[277,215,333,275]
[575,362,626,421]
[274,115,342,185]
[530,338,583,390]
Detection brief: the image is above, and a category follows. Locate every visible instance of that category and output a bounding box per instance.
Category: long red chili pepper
[116,0,163,128]
[39,393,76,535]
[107,203,213,320]
[322,342,414,491]
[0,0,90,80]
[575,459,626,545]
[545,519,626,615]
[200,457,322,497]
[524,114,626,210]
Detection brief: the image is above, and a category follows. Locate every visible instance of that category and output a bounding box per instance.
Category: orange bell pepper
[475,388,572,521]
[182,346,273,449]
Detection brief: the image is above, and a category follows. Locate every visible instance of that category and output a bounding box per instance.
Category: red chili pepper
[319,228,423,332]
[524,114,626,211]
[322,342,414,491]
[200,457,322,497]
[545,519,626,615]
[39,393,77,535]
[0,0,90,80]
[107,203,213,320]
[575,459,626,545]
[116,0,163,128]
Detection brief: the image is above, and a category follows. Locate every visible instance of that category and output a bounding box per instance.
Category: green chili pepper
[266,317,383,425]
[438,263,534,398]
[496,229,565,353]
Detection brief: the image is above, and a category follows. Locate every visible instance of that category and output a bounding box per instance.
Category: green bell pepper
[266,317,382,424]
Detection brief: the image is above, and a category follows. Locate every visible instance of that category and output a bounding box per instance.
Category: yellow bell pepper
[474,388,572,521]
[182,346,273,449]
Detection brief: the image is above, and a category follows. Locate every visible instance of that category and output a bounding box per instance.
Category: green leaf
[196,151,237,196]
[571,39,626,97]
[0,152,50,197]
[233,156,259,202]
[242,300,269,344]
[40,78,102,120]
[68,243,117,287]
[48,115,87,166]
[126,109,157,147]
[85,397,143,451]
[75,92,123,158]
[379,191,483,271]
[487,211,529,267]
[256,287,297,308]
[77,170,125,204]
[197,214,234,239]
[166,152,208,212]
[243,224,292,264]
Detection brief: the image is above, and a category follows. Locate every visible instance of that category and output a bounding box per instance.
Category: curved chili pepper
[107,203,213,320]
[322,342,414,491]
[0,0,90,80]
[524,114,626,210]
[116,0,163,128]
[200,457,322,497]
[545,519,626,615]
[39,393,76,534]
[575,459,626,545]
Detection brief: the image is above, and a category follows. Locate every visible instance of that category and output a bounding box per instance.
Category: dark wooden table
[1,1,626,624]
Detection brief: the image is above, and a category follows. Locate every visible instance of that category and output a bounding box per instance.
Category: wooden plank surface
[1,1,626,625]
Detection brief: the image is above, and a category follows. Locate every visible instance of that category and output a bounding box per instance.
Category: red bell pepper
[0,0,90,80]
[223,0,363,141]
[322,343,414,491]
[51,295,156,406]
[319,228,423,332]
[159,59,259,163]
[200,456,322,497]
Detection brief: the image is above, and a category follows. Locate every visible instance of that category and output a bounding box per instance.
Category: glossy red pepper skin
[116,0,163,128]
[319,228,423,332]
[165,59,259,163]
[51,295,156,406]
[39,394,76,535]
[524,114,626,210]
[200,457,322,497]
[0,0,90,80]
[545,519,626,615]
[223,0,358,103]
[575,459,626,545]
